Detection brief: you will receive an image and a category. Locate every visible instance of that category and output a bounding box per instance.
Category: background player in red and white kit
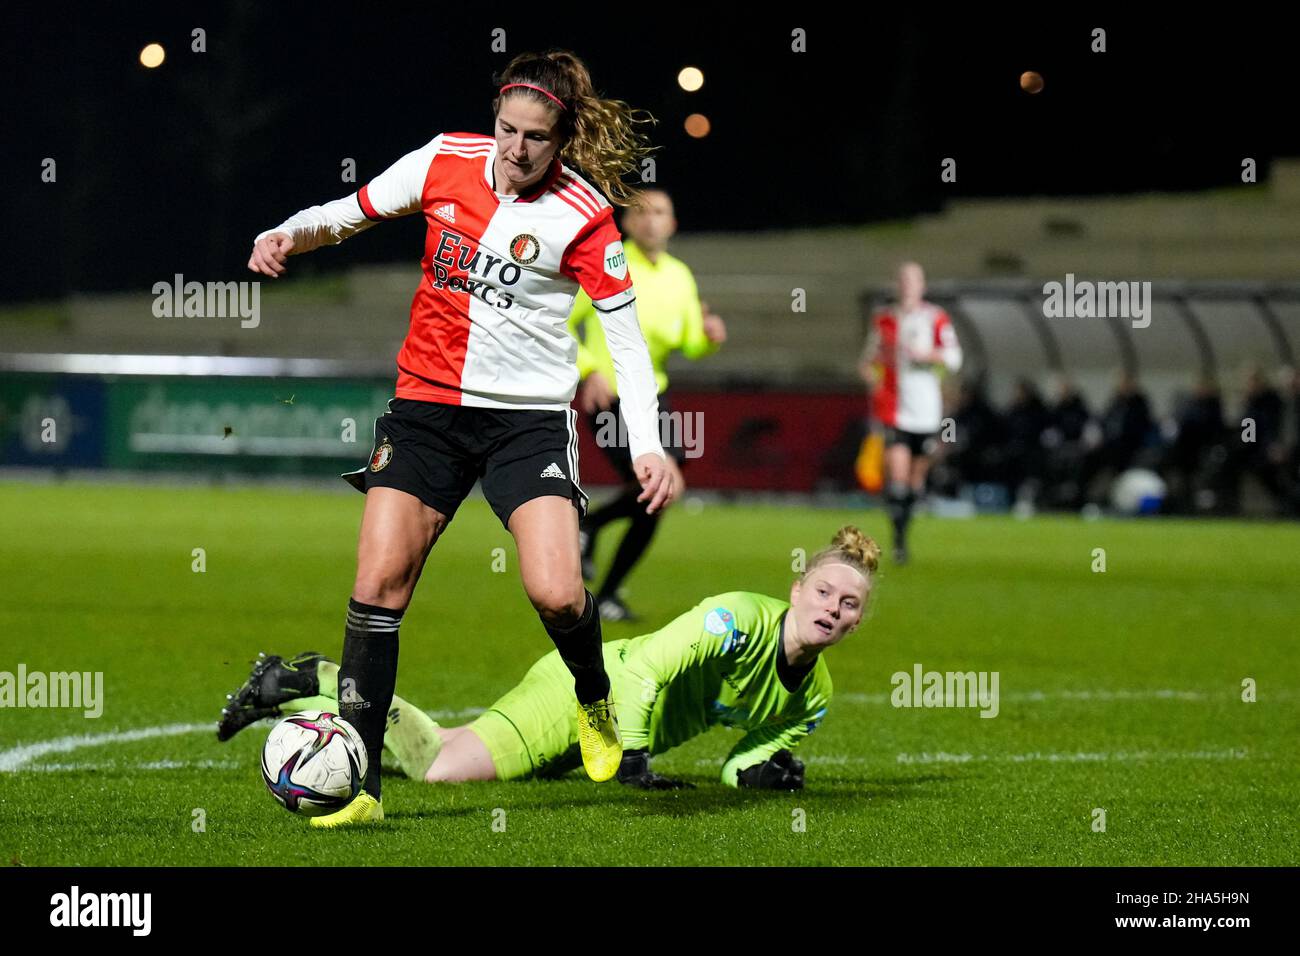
[245,51,672,826]
[859,262,962,563]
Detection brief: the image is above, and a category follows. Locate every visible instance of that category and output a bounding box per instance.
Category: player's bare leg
[910,453,931,495]
[424,727,498,783]
[353,487,448,608]
[313,488,448,829]
[510,495,621,781]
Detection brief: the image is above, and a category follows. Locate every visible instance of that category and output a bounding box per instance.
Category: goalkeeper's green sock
[283,661,442,779]
[383,698,443,780]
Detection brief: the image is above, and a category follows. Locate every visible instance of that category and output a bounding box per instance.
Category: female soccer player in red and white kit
[245,51,673,826]
[859,262,962,564]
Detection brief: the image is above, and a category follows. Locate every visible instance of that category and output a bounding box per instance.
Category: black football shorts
[883,426,937,457]
[342,398,588,528]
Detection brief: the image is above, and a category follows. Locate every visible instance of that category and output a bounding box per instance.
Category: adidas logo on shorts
[540,462,566,479]
[433,203,456,223]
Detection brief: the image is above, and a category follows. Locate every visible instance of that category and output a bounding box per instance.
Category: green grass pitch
[1,479,1297,866]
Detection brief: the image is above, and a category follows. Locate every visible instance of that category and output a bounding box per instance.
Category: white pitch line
[0,689,1276,774]
[0,707,486,773]
[138,758,242,771]
[691,748,1255,768]
[893,747,1254,764]
[20,759,241,773]
[0,722,212,772]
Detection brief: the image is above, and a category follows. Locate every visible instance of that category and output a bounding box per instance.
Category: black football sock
[339,598,402,799]
[898,488,916,548]
[596,509,660,601]
[886,481,910,549]
[543,590,610,705]
[582,487,641,534]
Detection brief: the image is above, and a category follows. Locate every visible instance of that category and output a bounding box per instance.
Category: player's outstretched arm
[246,192,380,277]
[246,135,441,277]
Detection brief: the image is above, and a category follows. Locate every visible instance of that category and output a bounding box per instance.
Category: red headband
[499,82,567,112]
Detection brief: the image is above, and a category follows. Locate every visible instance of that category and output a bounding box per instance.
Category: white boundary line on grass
[0,707,487,773]
[24,748,1260,775]
[21,759,242,773]
[0,690,1280,773]
[0,722,211,772]
[891,747,1254,764]
[689,748,1256,767]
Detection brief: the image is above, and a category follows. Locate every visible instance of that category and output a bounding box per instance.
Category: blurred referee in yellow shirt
[569,189,726,621]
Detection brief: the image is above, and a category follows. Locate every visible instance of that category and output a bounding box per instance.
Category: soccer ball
[260,711,367,816]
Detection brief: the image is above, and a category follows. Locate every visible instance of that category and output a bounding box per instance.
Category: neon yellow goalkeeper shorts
[468,645,628,781]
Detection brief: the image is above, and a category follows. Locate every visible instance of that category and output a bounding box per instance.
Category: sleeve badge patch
[603,241,628,281]
[704,607,735,636]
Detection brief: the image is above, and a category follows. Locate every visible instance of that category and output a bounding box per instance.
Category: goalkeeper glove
[616,749,695,790]
[736,749,805,790]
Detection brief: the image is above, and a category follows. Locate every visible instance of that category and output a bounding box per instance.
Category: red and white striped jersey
[255,132,664,461]
[866,301,962,434]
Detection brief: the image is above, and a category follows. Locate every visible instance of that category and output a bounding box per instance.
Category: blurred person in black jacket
[1079,373,1155,506]
[1040,377,1094,509]
[1284,367,1300,517]
[928,377,1006,495]
[1003,378,1050,505]
[1161,374,1228,515]
[1227,367,1287,514]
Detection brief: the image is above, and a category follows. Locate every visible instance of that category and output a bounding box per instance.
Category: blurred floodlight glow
[1019,70,1044,94]
[677,67,704,92]
[140,43,166,68]
[684,113,711,138]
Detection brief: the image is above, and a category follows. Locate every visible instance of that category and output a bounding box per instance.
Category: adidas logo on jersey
[433,203,456,223]
[540,462,566,479]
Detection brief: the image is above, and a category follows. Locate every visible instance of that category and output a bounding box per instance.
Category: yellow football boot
[309,790,384,829]
[576,698,622,782]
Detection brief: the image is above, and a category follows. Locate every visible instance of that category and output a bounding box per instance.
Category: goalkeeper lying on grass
[219,526,878,790]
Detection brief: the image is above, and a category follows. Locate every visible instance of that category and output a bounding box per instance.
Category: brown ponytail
[493,50,656,207]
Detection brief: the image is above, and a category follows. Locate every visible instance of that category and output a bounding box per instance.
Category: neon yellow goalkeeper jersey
[610,591,833,786]
[568,240,718,395]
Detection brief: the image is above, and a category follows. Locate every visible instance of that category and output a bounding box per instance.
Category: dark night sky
[1,3,1292,301]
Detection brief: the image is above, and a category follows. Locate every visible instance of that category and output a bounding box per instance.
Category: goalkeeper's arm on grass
[615,743,809,791]
[613,598,748,789]
[722,713,824,790]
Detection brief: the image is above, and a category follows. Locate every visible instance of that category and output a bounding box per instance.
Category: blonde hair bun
[828,525,881,574]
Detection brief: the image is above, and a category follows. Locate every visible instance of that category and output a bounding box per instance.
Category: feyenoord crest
[509,233,540,265]
[369,439,393,472]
